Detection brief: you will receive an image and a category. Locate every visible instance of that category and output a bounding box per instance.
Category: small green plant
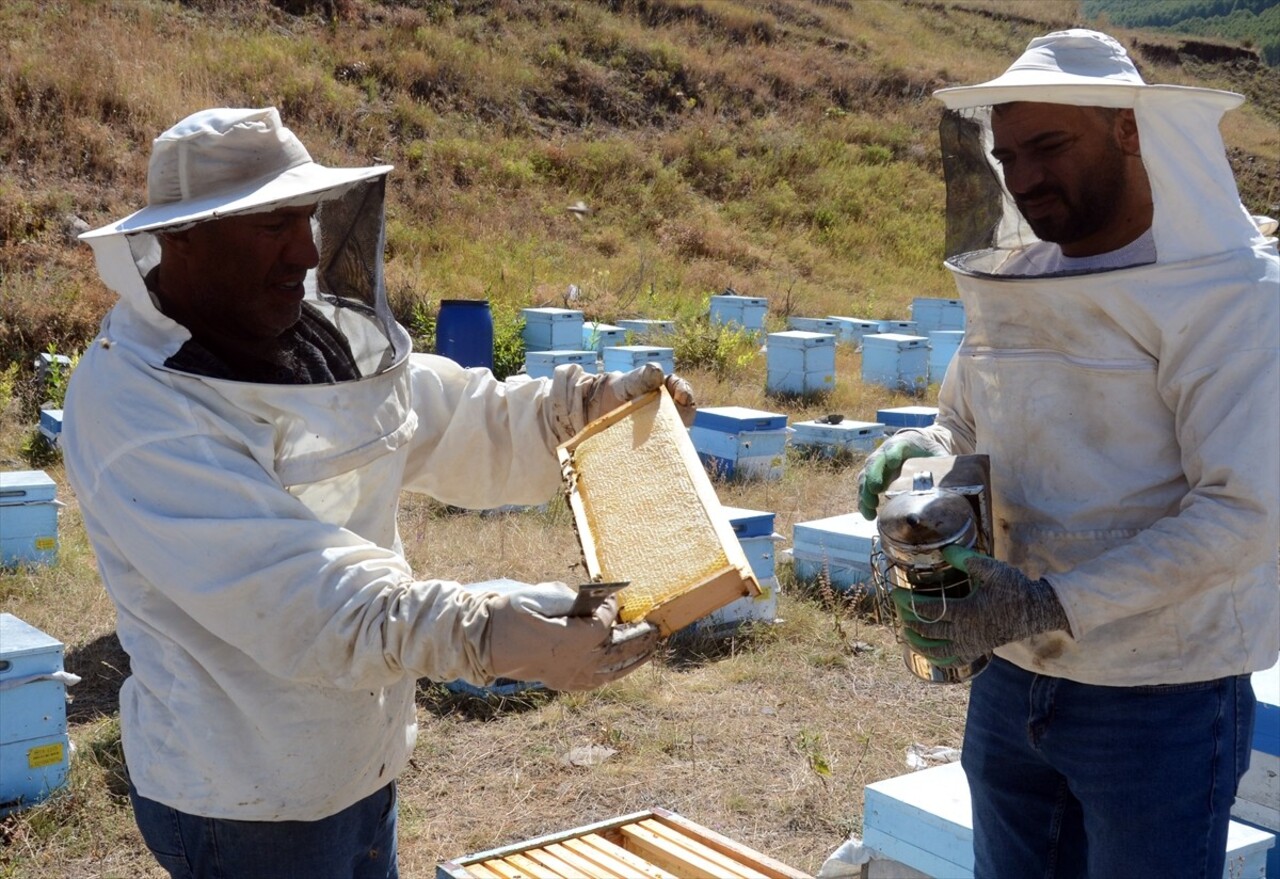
[0,361,18,412]
[407,300,437,352]
[35,345,80,409]
[490,303,526,381]
[669,318,759,379]
[21,429,60,467]
[797,728,833,780]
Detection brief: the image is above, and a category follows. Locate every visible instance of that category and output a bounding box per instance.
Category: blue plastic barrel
[435,299,494,370]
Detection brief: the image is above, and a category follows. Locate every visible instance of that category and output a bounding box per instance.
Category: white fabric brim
[82,161,393,239]
[934,78,1242,111]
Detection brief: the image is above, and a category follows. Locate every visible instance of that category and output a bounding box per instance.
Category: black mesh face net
[939,107,1050,272]
[940,108,1007,259]
[310,176,404,375]
[125,175,404,378]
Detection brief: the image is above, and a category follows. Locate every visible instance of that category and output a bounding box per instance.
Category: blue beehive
[788,317,843,335]
[828,316,881,346]
[0,614,71,816]
[1233,656,1280,879]
[523,350,598,380]
[520,307,584,353]
[616,319,676,338]
[791,419,885,457]
[696,506,780,630]
[709,294,767,332]
[876,405,939,433]
[790,513,878,593]
[910,297,966,332]
[928,330,966,383]
[690,407,789,481]
[861,333,929,392]
[720,505,779,580]
[877,319,918,335]
[766,331,837,396]
[601,345,675,375]
[0,471,59,568]
[581,321,627,353]
[37,409,64,449]
[863,762,1274,879]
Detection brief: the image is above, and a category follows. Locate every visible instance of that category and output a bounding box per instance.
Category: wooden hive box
[558,388,759,636]
[436,808,812,879]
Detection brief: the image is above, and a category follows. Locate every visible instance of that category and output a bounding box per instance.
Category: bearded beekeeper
[856,30,1279,879]
[62,107,696,879]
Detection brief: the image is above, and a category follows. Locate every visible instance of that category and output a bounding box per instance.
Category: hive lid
[521,306,583,319]
[768,330,837,348]
[693,406,788,433]
[0,613,63,657]
[558,389,759,636]
[0,470,57,504]
[792,419,884,438]
[876,406,939,427]
[719,505,776,539]
[710,293,767,305]
[794,511,880,537]
[864,333,928,345]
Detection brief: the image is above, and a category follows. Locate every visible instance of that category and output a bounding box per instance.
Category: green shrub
[490,303,526,381]
[669,315,759,378]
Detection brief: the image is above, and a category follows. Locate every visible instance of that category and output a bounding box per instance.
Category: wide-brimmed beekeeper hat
[934,28,1241,111]
[82,107,392,240]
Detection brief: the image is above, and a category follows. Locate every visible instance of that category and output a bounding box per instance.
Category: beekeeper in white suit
[857,30,1279,879]
[62,107,695,879]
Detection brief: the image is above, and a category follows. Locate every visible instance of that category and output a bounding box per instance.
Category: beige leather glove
[484,583,660,691]
[584,362,698,427]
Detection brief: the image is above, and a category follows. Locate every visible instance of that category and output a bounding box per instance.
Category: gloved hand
[583,362,697,427]
[484,583,660,691]
[856,431,949,520]
[892,545,1071,667]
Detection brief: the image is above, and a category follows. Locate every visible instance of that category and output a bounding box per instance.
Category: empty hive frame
[558,388,759,636]
[436,808,811,879]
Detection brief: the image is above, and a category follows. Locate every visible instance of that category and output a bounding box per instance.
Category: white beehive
[521,307,585,352]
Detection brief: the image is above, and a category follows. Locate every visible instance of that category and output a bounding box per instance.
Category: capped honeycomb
[559,388,758,634]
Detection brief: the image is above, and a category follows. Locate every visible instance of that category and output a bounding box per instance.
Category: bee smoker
[874,454,994,684]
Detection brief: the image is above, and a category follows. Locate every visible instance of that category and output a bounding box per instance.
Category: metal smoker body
[875,455,994,684]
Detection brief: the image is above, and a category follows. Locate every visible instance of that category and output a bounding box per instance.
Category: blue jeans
[129,781,399,879]
[962,657,1255,879]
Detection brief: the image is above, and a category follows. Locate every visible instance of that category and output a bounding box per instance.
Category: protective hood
[80,108,405,375]
[933,29,1271,271]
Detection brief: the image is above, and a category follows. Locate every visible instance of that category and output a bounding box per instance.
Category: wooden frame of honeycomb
[557,388,759,636]
[437,807,811,879]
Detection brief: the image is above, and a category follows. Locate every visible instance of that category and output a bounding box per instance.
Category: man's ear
[1115,109,1141,157]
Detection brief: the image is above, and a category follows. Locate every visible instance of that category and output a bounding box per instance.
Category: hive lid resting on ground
[558,388,759,636]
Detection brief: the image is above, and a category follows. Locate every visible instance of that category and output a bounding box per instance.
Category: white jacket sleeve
[78,430,500,690]
[399,353,588,507]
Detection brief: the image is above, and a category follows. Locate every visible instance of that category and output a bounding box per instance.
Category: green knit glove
[856,431,948,520]
[891,545,1071,667]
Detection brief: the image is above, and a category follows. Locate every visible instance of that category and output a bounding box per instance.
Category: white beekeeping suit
[908,31,1280,685]
[63,108,657,823]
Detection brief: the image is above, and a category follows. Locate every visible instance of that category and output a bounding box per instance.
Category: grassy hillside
[1,0,1276,386]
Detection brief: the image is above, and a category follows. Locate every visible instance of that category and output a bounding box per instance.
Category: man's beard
[1017,145,1128,246]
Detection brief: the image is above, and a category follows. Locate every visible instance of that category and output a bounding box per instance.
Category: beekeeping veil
[933,29,1274,275]
[80,107,404,376]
